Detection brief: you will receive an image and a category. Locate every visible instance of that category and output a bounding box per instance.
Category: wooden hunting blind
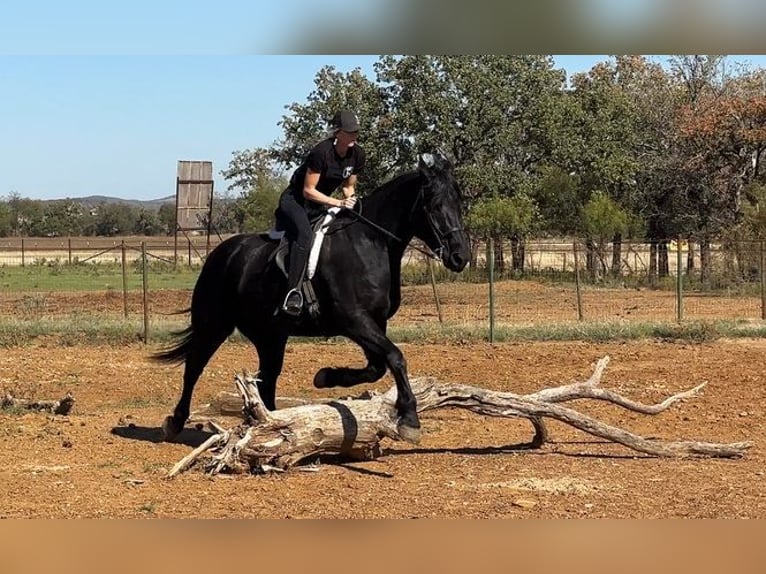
[174,160,214,263]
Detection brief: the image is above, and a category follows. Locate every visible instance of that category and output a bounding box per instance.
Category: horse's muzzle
[445,249,469,272]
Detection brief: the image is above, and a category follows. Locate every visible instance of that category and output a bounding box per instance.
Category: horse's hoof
[397,423,422,445]
[313,368,330,388]
[161,415,182,442]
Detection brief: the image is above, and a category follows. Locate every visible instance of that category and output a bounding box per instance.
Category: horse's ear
[418,153,436,169]
[435,152,453,171]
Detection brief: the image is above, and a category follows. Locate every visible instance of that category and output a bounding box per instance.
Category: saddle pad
[307,207,341,279]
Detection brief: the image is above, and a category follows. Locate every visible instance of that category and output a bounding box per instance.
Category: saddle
[263,207,341,319]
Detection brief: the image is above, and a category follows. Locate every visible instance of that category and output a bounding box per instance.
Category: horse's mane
[362,170,421,211]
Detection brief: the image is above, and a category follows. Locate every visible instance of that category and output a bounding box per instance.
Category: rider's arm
[302,169,343,208]
[302,169,356,209]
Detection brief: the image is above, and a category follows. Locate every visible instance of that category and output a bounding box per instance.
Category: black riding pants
[275,191,313,291]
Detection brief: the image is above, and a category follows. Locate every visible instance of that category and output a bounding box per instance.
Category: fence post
[488,237,495,343]
[573,239,583,321]
[68,238,72,265]
[427,256,443,324]
[121,240,128,319]
[142,242,150,343]
[676,236,684,323]
[21,238,25,267]
[761,240,766,321]
[188,238,192,266]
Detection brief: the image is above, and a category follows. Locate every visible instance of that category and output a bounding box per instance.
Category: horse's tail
[151,325,195,365]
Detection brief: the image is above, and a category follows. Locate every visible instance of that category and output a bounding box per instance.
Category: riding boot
[282,244,309,316]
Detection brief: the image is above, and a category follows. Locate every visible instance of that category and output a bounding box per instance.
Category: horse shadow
[110,424,214,448]
[385,440,651,460]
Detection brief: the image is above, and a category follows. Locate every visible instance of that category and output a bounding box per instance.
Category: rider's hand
[340,196,357,209]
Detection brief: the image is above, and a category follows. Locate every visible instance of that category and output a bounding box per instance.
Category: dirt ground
[1,336,764,518]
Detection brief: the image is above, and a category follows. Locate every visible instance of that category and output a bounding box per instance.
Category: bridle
[344,174,464,261]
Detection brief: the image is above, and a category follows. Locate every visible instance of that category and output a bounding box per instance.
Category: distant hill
[48,195,176,210]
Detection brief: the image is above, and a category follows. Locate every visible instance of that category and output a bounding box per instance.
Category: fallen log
[168,356,752,478]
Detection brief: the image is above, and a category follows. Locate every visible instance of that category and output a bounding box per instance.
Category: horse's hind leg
[163,327,231,441]
[246,330,289,411]
[313,348,387,388]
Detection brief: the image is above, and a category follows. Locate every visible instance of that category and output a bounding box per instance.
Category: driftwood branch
[1,392,74,415]
[168,356,752,478]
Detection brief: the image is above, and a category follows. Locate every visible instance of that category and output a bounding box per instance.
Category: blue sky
[0,1,394,55]
[3,54,766,201]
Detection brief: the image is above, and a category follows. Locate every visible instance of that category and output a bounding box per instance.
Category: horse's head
[414,154,471,272]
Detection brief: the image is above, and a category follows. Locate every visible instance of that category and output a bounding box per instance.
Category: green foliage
[274,66,392,192]
[740,182,766,240]
[533,167,584,235]
[221,147,289,233]
[466,195,536,238]
[0,202,11,237]
[582,191,630,242]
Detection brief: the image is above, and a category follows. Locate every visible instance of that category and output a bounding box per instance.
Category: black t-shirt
[287,138,366,208]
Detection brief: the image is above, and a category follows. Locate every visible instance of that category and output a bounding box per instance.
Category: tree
[273,66,391,191]
[582,191,634,279]
[222,147,289,232]
[209,193,240,234]
[377,55,568,269]
[91,203,138,237]
[671,56,764,282]
[466,195,536,273]
[157,203,176,236]
[533,166,586,236]
[133,208,166,236]
[0,201,11,237]
[377,55,567,198]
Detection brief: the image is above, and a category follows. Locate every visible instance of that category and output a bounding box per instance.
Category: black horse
[153,154,470,443]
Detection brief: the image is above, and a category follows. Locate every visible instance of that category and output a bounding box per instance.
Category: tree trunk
[649,240,658,286]
[687,240,696,274]
[658,240,670,277]
[493,234,505,274]
[611,233,622,276]
[700,238,712,284]
[469,236,481,270]
[168,358,752,478]
[586,239,599,281]
[510,235,525,273]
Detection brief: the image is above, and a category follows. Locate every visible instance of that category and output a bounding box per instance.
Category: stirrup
[281,289,304,316]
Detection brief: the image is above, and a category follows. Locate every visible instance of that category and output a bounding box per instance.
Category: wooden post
[121,240,128,319]
[68,238,72,265]
[488,237,495,343]
[760,240,765,320]
[173,175,180,270]
[142,242,150,343]
[676,236,683,323]
[21,238,25,267]
[427,257,443,324]
[573,239,583,321]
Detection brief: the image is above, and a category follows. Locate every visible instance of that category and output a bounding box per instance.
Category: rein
[345,203,439,260]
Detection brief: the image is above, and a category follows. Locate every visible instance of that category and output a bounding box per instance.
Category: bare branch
[168,356,752,477]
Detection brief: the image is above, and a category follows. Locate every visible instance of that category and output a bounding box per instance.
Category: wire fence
[1,235,764,341]
[0,236,213,267]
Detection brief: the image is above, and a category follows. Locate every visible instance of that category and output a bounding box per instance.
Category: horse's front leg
[322,321,420,443]
[313,347,387,389]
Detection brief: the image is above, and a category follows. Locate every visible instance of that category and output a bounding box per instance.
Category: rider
[275,110,365,316]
